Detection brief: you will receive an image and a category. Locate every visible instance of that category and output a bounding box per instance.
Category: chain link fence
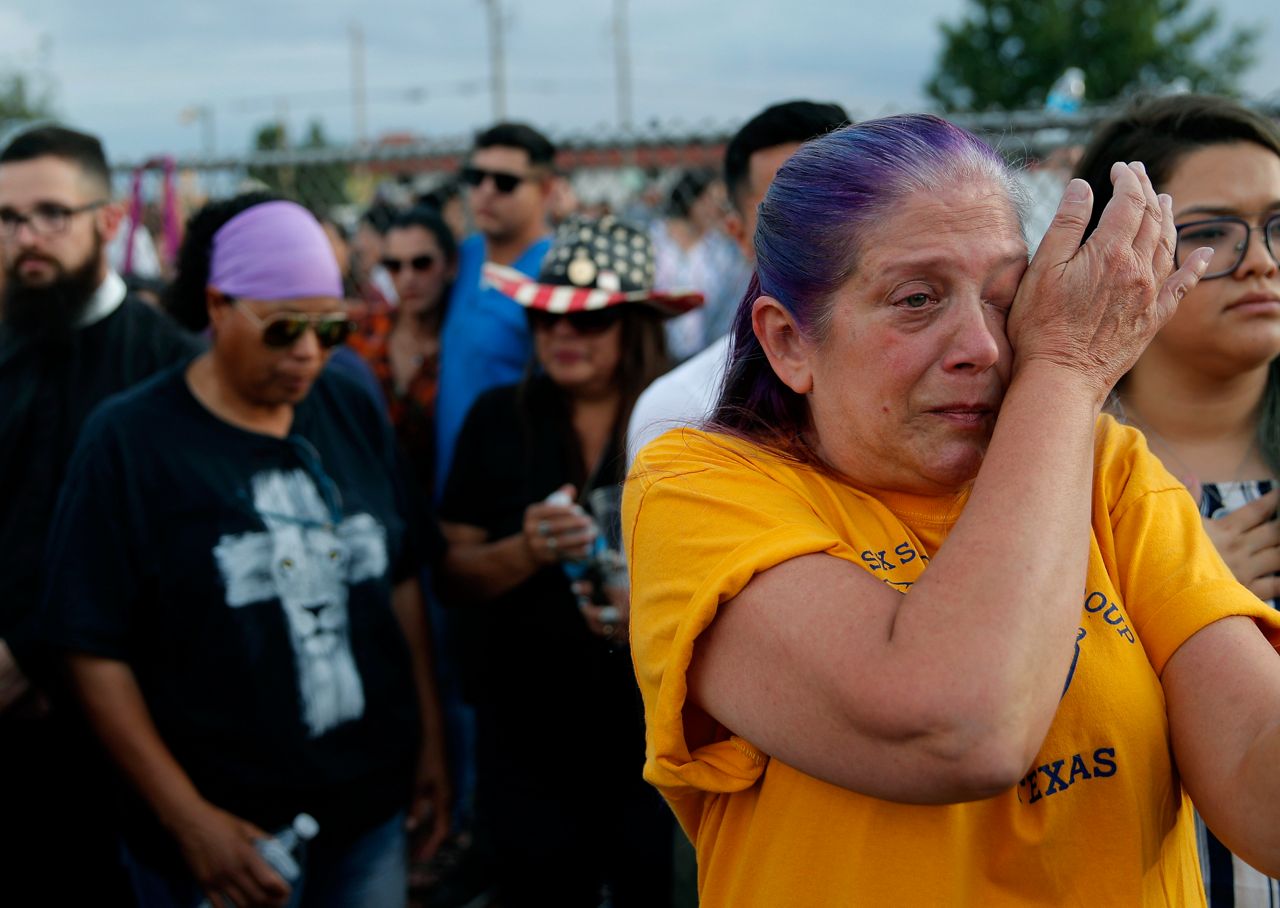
[0,99,1257,228]
[108,121,738,234]
[106,109,1125,233]
[108,101,1280,234]
[99,101,1280,340]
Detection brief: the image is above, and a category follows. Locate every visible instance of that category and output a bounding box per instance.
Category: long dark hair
[386,205,458,336]
[1074,94,1280,478]
[521,305,668,491]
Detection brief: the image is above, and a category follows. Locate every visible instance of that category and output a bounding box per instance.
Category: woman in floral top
[349,205,457,491]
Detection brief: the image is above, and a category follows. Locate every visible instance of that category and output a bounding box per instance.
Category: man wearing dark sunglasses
[435,122,557,499]
[230,296,357,350]
[0,125,203,905]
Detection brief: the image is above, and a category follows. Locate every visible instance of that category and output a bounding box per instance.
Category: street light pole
[178,105,216,156]
[481,0,507,120]
[200,106,215,155]
[350,22,368,145]
[613,0,633,133]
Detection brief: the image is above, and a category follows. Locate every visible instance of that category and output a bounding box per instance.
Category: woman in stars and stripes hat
[437,215,701,906]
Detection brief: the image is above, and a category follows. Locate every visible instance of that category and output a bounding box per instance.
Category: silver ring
[537,520,551,537]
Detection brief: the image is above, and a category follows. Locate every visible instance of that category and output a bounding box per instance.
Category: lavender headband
[209,200,342,301]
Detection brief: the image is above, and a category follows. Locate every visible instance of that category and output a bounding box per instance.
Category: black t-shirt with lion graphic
[42,364,429,867]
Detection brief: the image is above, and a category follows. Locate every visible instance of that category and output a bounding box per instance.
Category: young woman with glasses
[438,215,700,907]
[347,205,458,494]
[1076,94,1280,907]
[45,194,450,908]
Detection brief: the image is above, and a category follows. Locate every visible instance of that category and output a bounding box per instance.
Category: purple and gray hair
[710,114,1027,461]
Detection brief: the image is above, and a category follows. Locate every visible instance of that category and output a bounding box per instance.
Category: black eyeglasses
[527,307,624,335]
[380,254,437,274]
[233,300,356,349]
[1175,214,1280,279]
[460,166,527,194]
[0,200,107,237]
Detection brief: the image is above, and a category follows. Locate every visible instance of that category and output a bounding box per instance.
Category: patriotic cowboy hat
[483,214,704,317]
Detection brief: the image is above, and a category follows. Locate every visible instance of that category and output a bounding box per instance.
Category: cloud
[0,8,46,60]
[3,0,1275,161]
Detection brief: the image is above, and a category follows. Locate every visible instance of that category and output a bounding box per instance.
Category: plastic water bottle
[1045,67,1086,113]
[196,813,319,906]
[257,813,319,882]
[545,489,604,583]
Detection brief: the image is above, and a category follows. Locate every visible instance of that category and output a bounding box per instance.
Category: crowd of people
[1,89,1279,908]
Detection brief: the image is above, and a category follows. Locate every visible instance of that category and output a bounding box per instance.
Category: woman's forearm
[1166,617,1280,877]
[1222,722,1280,876]
[440,529,540,601]
[892,362,1101,761]
[686,364,1107,800]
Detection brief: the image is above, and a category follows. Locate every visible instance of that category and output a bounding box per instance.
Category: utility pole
[613,0,633,133]
[275,97,290,149]
[199,106,215,155]
[481,0,507,120]
[350,23,368,145]
[178,105,216,156]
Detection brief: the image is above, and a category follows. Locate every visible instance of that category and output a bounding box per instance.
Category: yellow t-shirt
[624,416,1280,907]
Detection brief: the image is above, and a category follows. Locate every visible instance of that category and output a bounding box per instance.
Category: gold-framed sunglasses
[231,299,356,349]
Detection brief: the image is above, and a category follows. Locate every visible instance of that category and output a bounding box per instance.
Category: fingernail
[1131,161,1147,175]
[1157,193,1172,207]
[1063,179,1088,201]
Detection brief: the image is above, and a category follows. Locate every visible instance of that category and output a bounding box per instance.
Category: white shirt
[626,334,730,467]
[105,216,162,279]
[77,270,127,329]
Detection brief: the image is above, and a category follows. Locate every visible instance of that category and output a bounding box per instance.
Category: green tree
[247,119,350,210]
[253,121,287,153]
[926,0,1259,112]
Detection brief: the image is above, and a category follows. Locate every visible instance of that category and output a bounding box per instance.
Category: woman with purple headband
[42,196,449,907]
[624,114,1280,905]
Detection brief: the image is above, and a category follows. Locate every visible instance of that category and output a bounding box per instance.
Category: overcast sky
[2,0,1276,163]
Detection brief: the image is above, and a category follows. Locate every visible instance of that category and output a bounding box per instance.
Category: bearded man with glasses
[0,124,202,905]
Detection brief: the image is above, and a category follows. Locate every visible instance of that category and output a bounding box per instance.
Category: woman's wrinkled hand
[1007,162,1213,402]
[522,484,597,566]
